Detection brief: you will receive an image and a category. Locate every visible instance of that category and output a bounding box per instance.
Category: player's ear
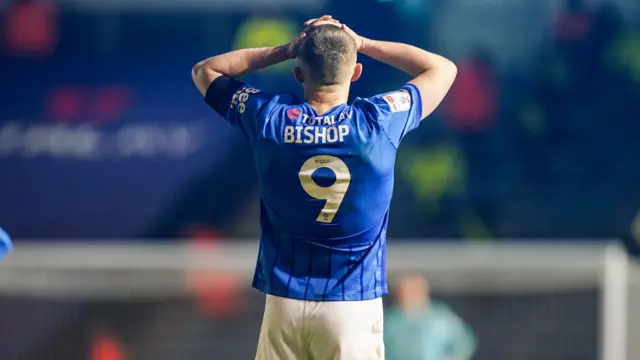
[293,66,305,84]
[351,63,363,83]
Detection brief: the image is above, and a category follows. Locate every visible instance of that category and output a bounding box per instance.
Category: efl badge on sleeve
[382,91,412,113]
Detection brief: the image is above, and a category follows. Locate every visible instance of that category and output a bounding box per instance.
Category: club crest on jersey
[287,107,302,120]
[382,91,411,112]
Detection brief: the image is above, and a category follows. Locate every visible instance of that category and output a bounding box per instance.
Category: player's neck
[304,85,349,115]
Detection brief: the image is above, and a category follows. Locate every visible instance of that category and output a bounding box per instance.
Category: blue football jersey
[205,77,423,301]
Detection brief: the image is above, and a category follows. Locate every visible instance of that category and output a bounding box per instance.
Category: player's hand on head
[303,16,365,52]
[287,30,308,58]
[303,16,342,30]
[338,23,365,52]
[303,15,339,27]
[288,16,342,58]
[288,16,339,58]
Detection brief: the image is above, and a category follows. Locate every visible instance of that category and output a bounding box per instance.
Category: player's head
[293,24,362,88]
[396,274,430,310]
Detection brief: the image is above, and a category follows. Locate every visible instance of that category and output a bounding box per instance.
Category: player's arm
[191,19,334,131]
[191,18,339,96]
[191,47,294,139]
[359,39,457,120]
[191,45,292,96]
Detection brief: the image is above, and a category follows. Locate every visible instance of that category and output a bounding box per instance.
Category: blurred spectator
[446,50,497,132]
[445,50,503,237]
[401,144,465,206]
[4,0,58,58]
[385,275,476,360]
[395,143,468,238]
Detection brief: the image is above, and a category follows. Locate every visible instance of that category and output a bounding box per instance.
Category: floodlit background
[1,0,640,359]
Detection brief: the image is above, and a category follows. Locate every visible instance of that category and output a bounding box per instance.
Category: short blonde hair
[298,25,357,85]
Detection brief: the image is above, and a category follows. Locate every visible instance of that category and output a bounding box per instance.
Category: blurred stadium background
[1,0,640,359]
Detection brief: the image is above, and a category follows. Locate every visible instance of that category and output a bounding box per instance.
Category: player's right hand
[287,16,340,58]
[303,16,365,52]
[303,15,339,27]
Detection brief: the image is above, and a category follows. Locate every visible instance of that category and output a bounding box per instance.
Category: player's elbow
[191,63,206,94]
[192,62,221,96]
[432,58,458,96]
[415,57,457,89]
[439,58,458,84]
[191,62,205,82]
[447,59,458,76]
[409,58,458,119]
[191,61,216,81]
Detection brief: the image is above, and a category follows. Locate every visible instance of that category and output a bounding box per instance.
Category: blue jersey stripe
[374,243,379,298]
[253,242,264,291]
[359,256,365,301]
[342,245,353,301]
[322,249,333,301]
[304,246,313,300]
[285,239,296,297]
[269,238,281,292]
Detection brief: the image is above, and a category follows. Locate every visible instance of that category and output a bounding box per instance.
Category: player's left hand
[287,31,307,59]
[303,16,364,51]
[287,16,342,58]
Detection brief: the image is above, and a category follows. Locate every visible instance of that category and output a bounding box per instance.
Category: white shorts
[255,294,384,360]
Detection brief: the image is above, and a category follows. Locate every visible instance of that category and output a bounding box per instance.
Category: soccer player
[192,15,457,360]
[385,275,476,360]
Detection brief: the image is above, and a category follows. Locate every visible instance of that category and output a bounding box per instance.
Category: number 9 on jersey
[298,155,351,223]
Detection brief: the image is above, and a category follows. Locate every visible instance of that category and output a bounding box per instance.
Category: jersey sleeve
[357,83,423,147]
[204,76,275,140]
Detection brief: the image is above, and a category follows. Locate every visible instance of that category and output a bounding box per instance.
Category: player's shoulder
[352,84,420,119]
[229,81,299,110]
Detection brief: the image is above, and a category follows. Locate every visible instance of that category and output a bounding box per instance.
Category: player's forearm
[192,45,291,95]
[360,38,454,77]
[193,45,290,79]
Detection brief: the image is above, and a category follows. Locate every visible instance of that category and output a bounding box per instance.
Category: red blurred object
[93,87,132,121]
[188,271,244,318]
[185,225,243,318]
[46,86,132,123]
[47,87,82,121]
[89,333,126,360]
[447,55,497,132]
[186,224,223,249]
[5,0,58,57]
